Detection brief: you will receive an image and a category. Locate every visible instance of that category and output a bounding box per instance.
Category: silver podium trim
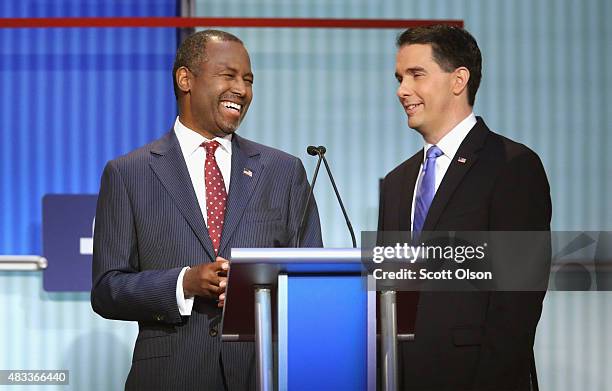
[380,290,398,391]
[0,255,47,271]
[255,287,273,391]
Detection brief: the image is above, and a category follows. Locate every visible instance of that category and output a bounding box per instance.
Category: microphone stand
[319,149,357,248]
[295,146,324,248]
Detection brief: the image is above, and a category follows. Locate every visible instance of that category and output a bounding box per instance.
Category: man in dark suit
[91,30,322,390]
[378,25,551,390]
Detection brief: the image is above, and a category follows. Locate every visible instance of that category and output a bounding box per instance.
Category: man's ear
[452,67,470,97]
[175,66,192,94]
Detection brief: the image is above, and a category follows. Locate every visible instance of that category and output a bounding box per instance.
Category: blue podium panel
[285,275,367,391]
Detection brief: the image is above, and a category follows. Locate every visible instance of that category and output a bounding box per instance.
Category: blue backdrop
[1,1,611,390]
[1,1,177,389]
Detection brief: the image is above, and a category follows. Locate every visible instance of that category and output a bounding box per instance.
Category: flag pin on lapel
[457,157,467,164]
[243,168,253,177]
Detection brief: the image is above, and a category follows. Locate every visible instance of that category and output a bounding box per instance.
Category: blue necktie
[413,145,443,237]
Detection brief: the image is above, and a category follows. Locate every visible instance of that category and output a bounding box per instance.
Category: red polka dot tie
[203,141,227,255]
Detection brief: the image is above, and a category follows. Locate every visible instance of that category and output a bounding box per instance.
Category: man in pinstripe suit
[91,30,322,390]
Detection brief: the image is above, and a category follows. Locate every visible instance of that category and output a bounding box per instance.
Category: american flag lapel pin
[457,157,467,164]
[243,168,253,177]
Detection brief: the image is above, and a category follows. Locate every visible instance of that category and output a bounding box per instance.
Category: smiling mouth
[405,103,423,115]
[221,101,242,114]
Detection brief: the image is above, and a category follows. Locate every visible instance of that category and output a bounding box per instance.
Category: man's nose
[231,78,248,96]
[397,80,412,99]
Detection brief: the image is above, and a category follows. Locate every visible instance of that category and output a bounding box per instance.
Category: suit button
[209,328,218,337]
[154,314,165,321]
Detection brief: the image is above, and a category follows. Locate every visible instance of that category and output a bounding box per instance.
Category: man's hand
[183,257,229,307]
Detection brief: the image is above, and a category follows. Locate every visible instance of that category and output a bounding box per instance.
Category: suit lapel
[218,135,263,254]
[422,118,489,231]
[148,131,216,260]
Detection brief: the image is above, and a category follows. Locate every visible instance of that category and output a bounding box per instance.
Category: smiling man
[91,30,322,390]
[378,25,552,390]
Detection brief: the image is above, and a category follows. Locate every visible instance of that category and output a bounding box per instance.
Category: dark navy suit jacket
[91,130,322,390]
[379,118,551,391]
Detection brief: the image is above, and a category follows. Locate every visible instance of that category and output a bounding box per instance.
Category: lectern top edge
[231,247,362,263]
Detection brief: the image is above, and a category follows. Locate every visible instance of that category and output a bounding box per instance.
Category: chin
[218,122,240,135]
[407,119,421,130]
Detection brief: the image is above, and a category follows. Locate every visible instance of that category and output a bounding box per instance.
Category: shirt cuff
[176,266,194,316]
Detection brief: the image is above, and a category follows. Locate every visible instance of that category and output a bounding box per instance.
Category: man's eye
[244,78,253,85]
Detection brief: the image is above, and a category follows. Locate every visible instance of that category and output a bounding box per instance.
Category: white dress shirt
[410,113,477,231]
[173,117,233,315]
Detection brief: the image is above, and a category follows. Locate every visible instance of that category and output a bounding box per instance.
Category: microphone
[307,145,327,156]
[306,145,319,156]
[318,147,357,248]
[298,145,357,248]
[295,146,324,247]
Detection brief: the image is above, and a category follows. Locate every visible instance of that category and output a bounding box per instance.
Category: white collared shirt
[410,112,477,231]
[174,117,232,224]
[173,116,233,316]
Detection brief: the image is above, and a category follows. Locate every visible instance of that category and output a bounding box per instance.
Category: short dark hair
[172,29,243,99]
[396,25,482,106]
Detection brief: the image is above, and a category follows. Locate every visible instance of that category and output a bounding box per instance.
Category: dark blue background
[42,194,97,291]
[0,0,178,257]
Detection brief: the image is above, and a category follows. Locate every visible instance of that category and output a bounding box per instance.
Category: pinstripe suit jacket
[91,130,322,390]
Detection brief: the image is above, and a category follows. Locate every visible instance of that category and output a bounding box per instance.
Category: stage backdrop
[1,0,611,390]
[0,1,176,390]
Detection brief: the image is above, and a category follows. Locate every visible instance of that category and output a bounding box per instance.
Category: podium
[221,248,376,391]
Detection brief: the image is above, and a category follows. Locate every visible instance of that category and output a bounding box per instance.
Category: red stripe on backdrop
[0,17,463,29]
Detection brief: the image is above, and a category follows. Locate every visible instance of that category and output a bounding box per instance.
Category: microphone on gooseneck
[298,145,357,248]
[306,145,320,156]
[318,146,357,248]
[295,146,325,247]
